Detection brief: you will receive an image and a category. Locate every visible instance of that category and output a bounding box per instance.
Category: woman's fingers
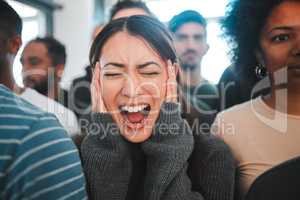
[91,63,98,112]
[166,60,177,103]
[91,62,107,113]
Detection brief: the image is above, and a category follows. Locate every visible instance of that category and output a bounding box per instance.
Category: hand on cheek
[91,62,108,113]
[165,60,178,103]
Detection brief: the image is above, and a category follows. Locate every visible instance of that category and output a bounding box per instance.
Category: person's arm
[2,113,87,200]
[80,113,132,200]
[141,102,205,200]
[189,134,236,200]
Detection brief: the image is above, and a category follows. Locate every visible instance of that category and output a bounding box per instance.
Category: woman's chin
[121,128,153,143]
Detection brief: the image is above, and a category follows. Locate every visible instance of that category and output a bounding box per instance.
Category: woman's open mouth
[119,104,151,130]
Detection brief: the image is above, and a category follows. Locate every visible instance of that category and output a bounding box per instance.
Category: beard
[180,62,198,71]
[179,49,201,71]
[33,78,49,95]
[25,77,49,96]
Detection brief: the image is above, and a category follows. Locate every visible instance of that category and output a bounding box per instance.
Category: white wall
[54,0,94,89]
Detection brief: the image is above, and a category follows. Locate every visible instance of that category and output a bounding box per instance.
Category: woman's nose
[121,75,141,98]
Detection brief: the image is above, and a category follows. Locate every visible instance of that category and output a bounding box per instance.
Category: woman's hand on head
[165,60,178,103]
[91,62,108,113]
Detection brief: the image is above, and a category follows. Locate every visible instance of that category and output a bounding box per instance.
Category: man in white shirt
[20,37,79,136]
[20,87,79,136]
[0,7,79,136]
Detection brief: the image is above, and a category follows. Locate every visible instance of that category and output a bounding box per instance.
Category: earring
[255,64,268,79]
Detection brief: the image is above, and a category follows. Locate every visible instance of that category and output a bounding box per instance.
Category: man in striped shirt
[0,84,87,199]
[0,1,86,199]
[0,1,80,137]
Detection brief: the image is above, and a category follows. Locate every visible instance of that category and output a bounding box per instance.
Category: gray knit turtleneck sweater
[81,102,235,200]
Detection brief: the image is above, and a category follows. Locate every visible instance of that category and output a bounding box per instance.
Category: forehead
[23,42,48,58]
[101,31,162,63]
[112,8,149,20]
[175,22,206,35]
[264,1,300,30]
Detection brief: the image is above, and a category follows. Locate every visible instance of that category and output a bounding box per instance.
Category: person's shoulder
[220,66,236,79]
[0,85,68,139]
[23,87,76,116]
[20,87,50,107]
[217,97,260,121]
[196,80,218,93]
[0,85,49,117]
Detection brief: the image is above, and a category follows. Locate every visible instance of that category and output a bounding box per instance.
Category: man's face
[174,22,209,71]
[21,42,53,95]
[0,32,22,70]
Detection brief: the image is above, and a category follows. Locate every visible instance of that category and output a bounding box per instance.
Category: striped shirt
[0,85,87,200]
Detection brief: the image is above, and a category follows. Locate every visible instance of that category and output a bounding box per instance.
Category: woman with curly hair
[212,0,300,198]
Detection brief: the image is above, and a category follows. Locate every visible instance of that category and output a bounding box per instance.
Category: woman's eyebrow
[269,26,292,33]
[103,62,125,68]
[138,61,161,69]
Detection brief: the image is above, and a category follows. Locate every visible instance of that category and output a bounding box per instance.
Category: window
[7,0,47,87]
[146,0,230,84]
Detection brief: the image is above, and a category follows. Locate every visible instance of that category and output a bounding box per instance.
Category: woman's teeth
[120,104,148,113]
[119,104,151,130]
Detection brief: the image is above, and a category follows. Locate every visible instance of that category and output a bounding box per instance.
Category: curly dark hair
[222,0,284,79]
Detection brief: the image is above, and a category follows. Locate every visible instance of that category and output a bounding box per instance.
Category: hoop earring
[255,64,268,79]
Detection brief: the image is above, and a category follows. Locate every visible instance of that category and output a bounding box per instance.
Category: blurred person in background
[0,0,22,93]
[169,10,219,115]
[169,10,219,133]
[20,37,79,136]
[69,24,105,119]
[109,0,154,20]
[212,0,300,198]
[21,37,68,105]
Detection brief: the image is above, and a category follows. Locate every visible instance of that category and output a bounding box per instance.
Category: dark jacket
[69,65,93,117]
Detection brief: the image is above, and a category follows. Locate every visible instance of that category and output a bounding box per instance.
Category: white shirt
[20,88,79,136]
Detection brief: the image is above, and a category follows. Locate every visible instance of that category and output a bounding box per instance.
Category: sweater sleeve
[189,134,235,200]
[80,113,132,200]
[141,102,205,200]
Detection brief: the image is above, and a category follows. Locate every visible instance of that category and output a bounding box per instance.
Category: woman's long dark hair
[89,15,177,68]
[89,15,203,130]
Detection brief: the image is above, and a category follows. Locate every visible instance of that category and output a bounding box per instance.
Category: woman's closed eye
[140,71,160,76]
[104,73,122,76]
[138,64,162,77]
[103,71,124,78]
